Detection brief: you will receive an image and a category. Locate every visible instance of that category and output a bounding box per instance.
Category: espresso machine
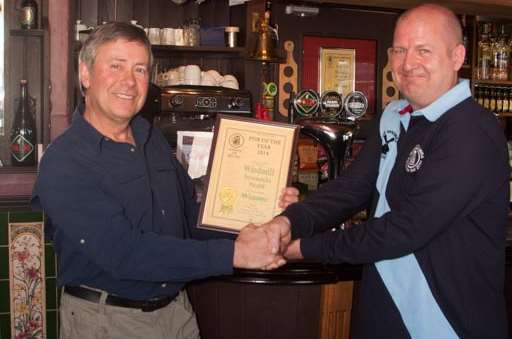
[290,89,368,179]
[149,85,252,152]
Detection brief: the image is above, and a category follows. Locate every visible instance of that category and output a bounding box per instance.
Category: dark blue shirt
[32,107,234,300]
[283,98,509,338]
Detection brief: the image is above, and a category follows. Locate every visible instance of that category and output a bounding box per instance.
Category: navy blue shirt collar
[71,105,151,154]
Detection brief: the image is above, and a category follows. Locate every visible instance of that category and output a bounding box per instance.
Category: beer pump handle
[288,91,296,124]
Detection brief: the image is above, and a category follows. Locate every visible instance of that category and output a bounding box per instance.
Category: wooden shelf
[474,79,512,86]
[10,29,45,37]
[497,113,512,118]
[151,45,245,54]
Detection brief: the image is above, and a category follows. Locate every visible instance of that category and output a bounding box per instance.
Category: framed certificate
[318,47,356,97]
[198,115,300,233]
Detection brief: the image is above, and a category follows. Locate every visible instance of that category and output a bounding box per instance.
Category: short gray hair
[78,22,153,94]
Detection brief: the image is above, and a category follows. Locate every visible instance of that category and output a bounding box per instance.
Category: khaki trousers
[59,289,200,339]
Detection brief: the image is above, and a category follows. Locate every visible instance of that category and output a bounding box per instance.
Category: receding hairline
[396,4,463,45]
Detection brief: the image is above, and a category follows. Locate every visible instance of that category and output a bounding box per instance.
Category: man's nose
[402,50,417,71]
[121,70,137,86]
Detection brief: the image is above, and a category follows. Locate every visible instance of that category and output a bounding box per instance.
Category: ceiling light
[285,5,319,17]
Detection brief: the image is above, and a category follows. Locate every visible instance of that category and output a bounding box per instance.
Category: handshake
[232,187,302,270]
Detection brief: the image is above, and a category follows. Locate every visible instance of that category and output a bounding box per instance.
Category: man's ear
[452,44,465,72]
[79,62,91,90]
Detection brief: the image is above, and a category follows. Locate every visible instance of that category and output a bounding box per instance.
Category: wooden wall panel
[77,0,98,27]
[97,0,115,24]
[199,0,229,27]
[187,280,321,339]
[132,1,150,27]
[149,0,184,28]
[49,0,71,141]
[115,0,134,23]
[73,0,229,31]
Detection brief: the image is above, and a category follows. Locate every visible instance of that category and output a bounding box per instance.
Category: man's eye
[418,49,431,56]
[135,67,147,75]
[392,48,406,55]
[110,64,121,70]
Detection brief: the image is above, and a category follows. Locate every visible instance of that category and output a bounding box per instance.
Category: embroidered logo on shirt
[405,144,424,173]
[381,130,398,157]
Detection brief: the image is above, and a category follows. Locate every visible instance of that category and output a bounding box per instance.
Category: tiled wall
[0,211,59,339]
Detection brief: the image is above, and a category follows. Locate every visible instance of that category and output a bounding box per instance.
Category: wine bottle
[10,80,36,166]
[20,0,38,29]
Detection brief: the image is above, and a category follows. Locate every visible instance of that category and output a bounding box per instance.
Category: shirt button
[161,209,166,215]
[104,137,110,141]
[161,283,167,288]
[130,147,135,152]
[80,239,85,244]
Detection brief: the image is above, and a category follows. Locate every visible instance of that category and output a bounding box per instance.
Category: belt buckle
[141,297,170,312]
[141,301,157,312]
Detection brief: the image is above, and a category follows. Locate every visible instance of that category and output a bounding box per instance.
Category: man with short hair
[272,4,509,338]
[32,22,291,339]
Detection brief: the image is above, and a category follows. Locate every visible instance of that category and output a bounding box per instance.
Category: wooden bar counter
[187,261,361,339]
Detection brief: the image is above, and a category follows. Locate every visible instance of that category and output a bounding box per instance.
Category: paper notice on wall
[177,131,213,179]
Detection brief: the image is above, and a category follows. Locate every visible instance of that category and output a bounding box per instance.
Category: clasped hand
[233,187,299,270]
[233,216,291,270]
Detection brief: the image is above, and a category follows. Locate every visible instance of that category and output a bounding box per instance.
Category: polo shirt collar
[411,78,472,122]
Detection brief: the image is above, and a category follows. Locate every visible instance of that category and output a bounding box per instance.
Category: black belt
[64,286,176,312]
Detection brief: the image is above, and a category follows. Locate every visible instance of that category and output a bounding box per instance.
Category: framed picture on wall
[303,36,377,118]
[318,48,356,96]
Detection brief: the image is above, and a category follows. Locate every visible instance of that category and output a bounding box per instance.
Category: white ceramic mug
[166,70,180,86]
[200,72,216,86]
[174,28,184,46]
[148,28,161,45]
[205,70,223,85]
[160,28,175,45]
[184,65,201,85]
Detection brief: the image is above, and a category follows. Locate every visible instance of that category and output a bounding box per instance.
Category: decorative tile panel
[8,222,46,339]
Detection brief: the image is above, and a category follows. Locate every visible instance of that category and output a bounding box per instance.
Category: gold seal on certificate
[198,115,300,233]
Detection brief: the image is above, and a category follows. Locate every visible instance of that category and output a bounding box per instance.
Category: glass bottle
[503,87,510,113]
[493,25,510,81]
[19,0,38,29]
[489,24,501,80]
[507,88,512,113]
[497,87,504,114]
[490,87,497,112]
[483,86,490,110]
[474,85,480,104]
[478,23,492,80]
[10,80,36,166]
[476,86,484,106]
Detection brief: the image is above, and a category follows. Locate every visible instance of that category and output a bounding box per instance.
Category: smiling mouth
[114,93,136,100]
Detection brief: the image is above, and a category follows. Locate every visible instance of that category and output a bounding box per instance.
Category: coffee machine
[290,89,368,179]
[150,85,252,152]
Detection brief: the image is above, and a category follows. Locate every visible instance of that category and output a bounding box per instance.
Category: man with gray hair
[32,22,292,339]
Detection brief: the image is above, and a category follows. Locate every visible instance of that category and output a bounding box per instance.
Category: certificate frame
[318,47,356,96]
[198,114,300,234]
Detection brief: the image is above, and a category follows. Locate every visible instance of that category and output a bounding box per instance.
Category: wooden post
[318,281,354,339]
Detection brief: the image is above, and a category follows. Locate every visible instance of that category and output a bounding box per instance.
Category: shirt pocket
[101,167,152,229]
[151,160,187,237]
